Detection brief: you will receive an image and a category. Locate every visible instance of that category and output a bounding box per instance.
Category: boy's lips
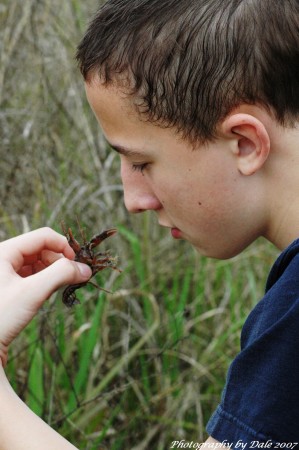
[158,221,183,239]
[171,227,182,239]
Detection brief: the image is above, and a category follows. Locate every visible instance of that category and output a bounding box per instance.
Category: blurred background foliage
[0,1,278,449]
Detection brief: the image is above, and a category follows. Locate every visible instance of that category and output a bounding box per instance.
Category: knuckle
[39,227,67,246]
[39,226,55,235]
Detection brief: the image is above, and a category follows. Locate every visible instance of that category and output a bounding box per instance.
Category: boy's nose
[124,190,161,213]
[121,163,162,214]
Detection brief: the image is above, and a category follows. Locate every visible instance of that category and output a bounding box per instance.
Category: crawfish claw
[89,228,117,249]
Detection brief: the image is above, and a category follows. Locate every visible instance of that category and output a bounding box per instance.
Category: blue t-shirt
[207,239,299,446]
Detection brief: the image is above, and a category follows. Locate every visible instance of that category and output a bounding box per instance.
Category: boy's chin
[193,242,246,260]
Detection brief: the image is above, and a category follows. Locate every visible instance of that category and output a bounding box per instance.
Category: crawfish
[61,221,120,307]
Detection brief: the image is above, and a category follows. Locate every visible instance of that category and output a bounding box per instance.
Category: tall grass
[0,1,278,448]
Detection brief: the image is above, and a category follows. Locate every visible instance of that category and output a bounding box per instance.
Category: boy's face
[85,77,265,259]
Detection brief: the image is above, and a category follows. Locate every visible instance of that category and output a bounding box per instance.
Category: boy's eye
[131,163,148,174]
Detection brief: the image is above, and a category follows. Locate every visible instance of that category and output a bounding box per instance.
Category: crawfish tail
[62,282,87,307]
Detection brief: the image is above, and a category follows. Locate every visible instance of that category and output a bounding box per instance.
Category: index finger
[0,228,75,271]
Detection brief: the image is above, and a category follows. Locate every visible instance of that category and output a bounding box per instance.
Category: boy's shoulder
[243,237,299,345]
[265,238,299,292]
[207,238,299,443]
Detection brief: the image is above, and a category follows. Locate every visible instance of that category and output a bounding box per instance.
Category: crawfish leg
[88,280,112,294]
[92,260,121,275]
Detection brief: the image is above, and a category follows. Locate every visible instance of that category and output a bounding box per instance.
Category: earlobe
[221,114,270,176]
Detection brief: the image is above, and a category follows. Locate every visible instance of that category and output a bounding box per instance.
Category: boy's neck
[263,122,299,250]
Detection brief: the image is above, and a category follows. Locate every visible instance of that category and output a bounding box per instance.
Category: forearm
[0,364,78,450]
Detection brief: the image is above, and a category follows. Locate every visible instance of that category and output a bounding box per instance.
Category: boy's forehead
[85,76,141,124]
[86,72,133,102]
[85,74,200,156]
[85,80,155,153]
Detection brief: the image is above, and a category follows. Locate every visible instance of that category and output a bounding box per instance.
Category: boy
[0,0,298,447]
[77,0,299,444]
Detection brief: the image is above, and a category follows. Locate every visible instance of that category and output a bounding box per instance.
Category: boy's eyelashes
[131,163,148,174]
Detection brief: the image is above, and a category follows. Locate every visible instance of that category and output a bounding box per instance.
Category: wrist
[0,343,8,368]
[0,362,15,395]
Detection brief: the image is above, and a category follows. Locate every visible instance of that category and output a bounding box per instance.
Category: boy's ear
[221,113,270,175]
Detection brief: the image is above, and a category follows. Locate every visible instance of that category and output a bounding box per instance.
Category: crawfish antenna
[76,216,87,244]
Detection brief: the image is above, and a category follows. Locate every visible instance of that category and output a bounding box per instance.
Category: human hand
[0,227,92,366]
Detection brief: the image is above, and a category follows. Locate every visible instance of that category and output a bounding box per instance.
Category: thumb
[24,258,92,305]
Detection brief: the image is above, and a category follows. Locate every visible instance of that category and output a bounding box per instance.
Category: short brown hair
[77,0,299,143]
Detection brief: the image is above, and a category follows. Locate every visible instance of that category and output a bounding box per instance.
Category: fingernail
[77,263,92,278]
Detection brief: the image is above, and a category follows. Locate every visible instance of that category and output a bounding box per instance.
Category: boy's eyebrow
[108,142,145,158]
